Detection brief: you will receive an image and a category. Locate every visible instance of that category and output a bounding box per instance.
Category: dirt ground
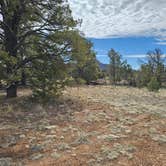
[0,86,166,166]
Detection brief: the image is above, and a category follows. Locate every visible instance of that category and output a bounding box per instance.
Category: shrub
[147,77,160,92]
[75,78,86,85]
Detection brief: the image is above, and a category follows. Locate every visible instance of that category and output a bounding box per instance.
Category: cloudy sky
[68,0,166,68]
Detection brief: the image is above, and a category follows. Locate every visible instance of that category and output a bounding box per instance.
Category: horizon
[90,37,166,69]
[69,0,166,69]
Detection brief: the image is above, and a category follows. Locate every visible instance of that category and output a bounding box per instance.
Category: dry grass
[0,86,166,166]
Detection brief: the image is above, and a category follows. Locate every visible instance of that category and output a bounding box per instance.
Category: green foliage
[72,54,101,84]
[75,78,87,85]
[0,50,22,87]
[0,0,78,98]
[108,49,121,84]
[135,49,165,89]
[147,49,165,85]
[108,49,133,85]
[30,57,67,102]
[120,60,133,84]
[136,64,152,88]
[147,77,161,92]
[70,35,101,84]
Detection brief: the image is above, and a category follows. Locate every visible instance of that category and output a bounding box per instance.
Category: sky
[68,0,166,69]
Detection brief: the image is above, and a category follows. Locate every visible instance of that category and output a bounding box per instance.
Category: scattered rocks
[19,134,26,138]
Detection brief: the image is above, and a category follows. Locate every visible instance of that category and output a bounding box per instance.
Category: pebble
[71,154,76,157]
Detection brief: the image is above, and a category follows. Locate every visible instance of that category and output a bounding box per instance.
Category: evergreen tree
[0,0,77,98]
[108,49,121,84]
[70,34,101,85]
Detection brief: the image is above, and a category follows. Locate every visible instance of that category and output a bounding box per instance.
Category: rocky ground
[0,86,166,166]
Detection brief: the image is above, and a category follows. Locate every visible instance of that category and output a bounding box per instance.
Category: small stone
[125,129,132,134]
[66,150,72,153]
[20,134,26,138]
[25,145,30,148]
[62,128,68,132]
[45,125,57,130]
[59,105,65,108]
[73,128,78,132]
[60,136,64,139]
[71,154,76,157]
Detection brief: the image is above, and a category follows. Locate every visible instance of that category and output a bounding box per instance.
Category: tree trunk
[21,70,26,86]
[7,84,17,98]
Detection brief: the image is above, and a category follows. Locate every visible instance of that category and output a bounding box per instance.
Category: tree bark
[21,70,26,86]
[7,84,17,98]
[2,3,20,98]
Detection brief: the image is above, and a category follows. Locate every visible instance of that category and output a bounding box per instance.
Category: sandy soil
[0,86,166,166]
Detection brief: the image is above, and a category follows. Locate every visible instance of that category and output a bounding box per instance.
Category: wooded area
[0,0,166,102]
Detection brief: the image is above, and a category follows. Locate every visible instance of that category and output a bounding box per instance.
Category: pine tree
[0,0,77,98]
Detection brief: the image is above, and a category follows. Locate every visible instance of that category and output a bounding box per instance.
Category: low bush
[147,77,160,92]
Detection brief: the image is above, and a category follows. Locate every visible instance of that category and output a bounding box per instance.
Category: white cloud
[95,49,108,54]
[125,54,147,58]
[97,54,147,58]
[96,54,108,57]
[125,54,166,58]
[68,0,166,39]
[156,42,166,45]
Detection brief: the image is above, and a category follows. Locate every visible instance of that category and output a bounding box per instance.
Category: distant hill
[96,60,109,71]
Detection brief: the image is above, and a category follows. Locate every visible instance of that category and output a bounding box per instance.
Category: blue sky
[90,37,166,69]
[69,0,166,69]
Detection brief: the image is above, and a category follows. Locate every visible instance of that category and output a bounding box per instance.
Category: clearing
[0,86,166,166]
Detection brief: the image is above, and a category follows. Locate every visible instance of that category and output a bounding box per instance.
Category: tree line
[0,0,165,102]
[107,48,166,91]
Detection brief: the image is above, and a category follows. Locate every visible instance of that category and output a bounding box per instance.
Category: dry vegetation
[0,86,166,166]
